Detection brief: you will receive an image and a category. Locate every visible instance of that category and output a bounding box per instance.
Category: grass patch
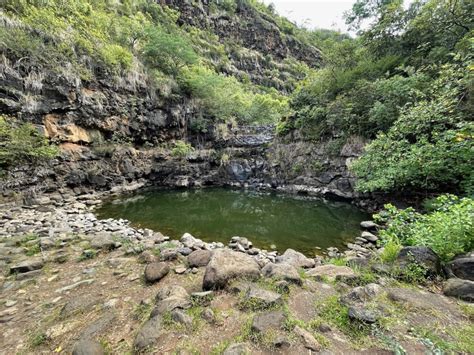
[29,331,48,348]
[133,302,153,322]
[79,249,97,261]
[316,295,371,341]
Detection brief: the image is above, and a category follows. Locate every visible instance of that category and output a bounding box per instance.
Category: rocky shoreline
[1,185,473,354]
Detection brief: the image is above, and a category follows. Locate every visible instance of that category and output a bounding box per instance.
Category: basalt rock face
[0,2,356,201]
[169,0,321,93]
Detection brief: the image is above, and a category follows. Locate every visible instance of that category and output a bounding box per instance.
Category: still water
[96,188,368,256]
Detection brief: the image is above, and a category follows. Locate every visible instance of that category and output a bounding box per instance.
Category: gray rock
[306,265,356,280]
[72,339,104,355]
[397,246,441,276]
[276,248,315,268]
[90,233,116,251]
[244,286,282,309]
[160,248,178,261]
[152,285,191,316]
[361,231,378,242]
[223,343,250,355]
[177,247,193,256]
[144,262,169,283]
[342,283,382,304]
[203,249,260,290]
[348,306,377,323]
[15,269,42,280]
[171,309,193,328]
[443,278,474,302]
[201,308,215,323]
[294,325,320,351]
[261,262,302,285]
[10,258,44,274]
[188,249,212,267]
[360,221,378,230]
[134,315,162,351]
[251,310,285,333]
[448,257,474,281]
[61,296,101,318]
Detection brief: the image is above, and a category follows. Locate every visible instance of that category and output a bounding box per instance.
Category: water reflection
[96,188,368,256]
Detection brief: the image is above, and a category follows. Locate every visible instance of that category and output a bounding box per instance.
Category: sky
[261,0,357,32]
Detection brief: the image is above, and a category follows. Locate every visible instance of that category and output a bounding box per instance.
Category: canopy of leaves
[287,0,473,194]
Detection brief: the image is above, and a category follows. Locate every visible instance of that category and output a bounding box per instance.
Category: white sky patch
[261,0,414,33]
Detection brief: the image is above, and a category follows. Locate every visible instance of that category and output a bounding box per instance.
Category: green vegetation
[375,194,474,261]
[1,0,297,141]
[0,116,58,169]
[286,0,473,195]
[171,140,194,158]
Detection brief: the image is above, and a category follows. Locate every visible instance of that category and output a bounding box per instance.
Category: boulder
[180,233,204,249]
[188,249,212,267]
[9,258,44,274]
[203,249,260,290]
[361,231,378,242]
[360,221,378,230]
[443,278,474,302]
[72,339,104,355]
[342,283,382,304]
[306,265,356,280]
[133,316,163,351]
[152,285,191,316]
[251,311,286,333]
[348,306,377,323]
[275,249,315,268]
[447,257,474,281]
[294,325,320,351]
[244,286,282,309]
[261,262,302,285]
[144,262,169,283]
[396,246,441,276]
[90,233,117,251]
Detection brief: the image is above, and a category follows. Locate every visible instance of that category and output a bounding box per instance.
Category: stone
[90,233,116,251]
[137,250,158,264]
[160,249,178,261]
[396,246,441,276]
[261,262,302,285]
[144,262,169,283]
[188,249,212,267]
[174,266,187,274]
[244,286,282,309]
[203,249,260,290]
[80,312,116,339]
[61,296,100,318]
[360,221,378,230]
[361,231,378,242]
[348,306,377,323]
[251,311,285,333]
[201,308,215,323]
[15,269,42,280]
[10,258,44,274]
[294,325,320,351]
[448,257,474,281]
[306,264,356,280]
[72,339,104,355]
[55,279,94,293]
[342,283,382,304]
[275,248,315,268]
[152,285,191,316]
[171,309,193,328]
[223,343,250,355]
[134,316,163,351]
[177,247,193,256]
[443,278,474,302]
[180,233,204,249]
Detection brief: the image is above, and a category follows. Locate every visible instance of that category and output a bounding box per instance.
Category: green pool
[96,188,368,256]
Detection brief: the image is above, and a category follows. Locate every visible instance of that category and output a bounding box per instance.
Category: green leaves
[0,116,58,168]
[375,195,474,261]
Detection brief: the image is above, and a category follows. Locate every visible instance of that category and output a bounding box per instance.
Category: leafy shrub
[171,140,194,158]
[374,195,474,261]
[0,116,58,168]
